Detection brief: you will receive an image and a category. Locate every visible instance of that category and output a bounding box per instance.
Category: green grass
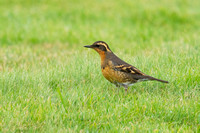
[0,0,200,132]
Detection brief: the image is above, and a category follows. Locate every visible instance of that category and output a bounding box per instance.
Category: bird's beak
[84,45,93,48]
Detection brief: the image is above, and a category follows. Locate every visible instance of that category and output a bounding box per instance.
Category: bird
[84,41,168,92]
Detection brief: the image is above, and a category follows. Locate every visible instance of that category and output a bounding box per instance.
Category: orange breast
[101,65,130,83]
[99,53,131,84]
[101,66,115,83]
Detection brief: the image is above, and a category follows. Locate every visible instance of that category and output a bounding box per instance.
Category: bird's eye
[96,45,100,47]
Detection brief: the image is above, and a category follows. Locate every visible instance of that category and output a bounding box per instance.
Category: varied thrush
[84,41,168,92]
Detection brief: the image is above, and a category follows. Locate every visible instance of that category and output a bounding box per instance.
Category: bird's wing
[114,64,145,75]
[109,54,168,83]
[110,53,146,75]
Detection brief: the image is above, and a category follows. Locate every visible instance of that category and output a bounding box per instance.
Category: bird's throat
[99,52,106,66]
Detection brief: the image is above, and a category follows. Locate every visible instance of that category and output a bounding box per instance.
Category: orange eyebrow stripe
[98,42,111,52]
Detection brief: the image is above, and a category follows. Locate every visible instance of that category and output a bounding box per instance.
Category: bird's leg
[114,83,120,93]
[125,87,128,92]
[115,84,120,88]
[122,85,128,94]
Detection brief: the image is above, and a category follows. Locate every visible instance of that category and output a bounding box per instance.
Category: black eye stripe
[100,45,106,51]
[94,44,107,51]
[92,41,111,52]
[95,44,102,48]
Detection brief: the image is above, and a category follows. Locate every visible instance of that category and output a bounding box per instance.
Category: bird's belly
[101,66,134,84]
[120,82,135,86]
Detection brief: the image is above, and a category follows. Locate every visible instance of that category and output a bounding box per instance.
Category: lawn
[0,0,200,132]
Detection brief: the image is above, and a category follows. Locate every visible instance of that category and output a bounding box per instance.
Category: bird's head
[84,41,112,55]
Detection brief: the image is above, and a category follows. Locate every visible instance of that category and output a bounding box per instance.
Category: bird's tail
[147,76,169,83]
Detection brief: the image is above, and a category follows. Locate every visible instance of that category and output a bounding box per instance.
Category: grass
[0,0,200,132]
